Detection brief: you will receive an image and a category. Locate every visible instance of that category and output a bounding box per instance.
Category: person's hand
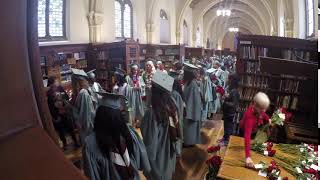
[245,157,255,169]
[268,119,272,126]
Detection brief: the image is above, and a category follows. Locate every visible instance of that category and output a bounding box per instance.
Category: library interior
[0,0,319,180]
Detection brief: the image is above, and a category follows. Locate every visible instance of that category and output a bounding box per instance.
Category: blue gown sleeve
[127,126,151,173]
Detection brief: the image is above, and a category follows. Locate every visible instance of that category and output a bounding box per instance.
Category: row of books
[275,95,298,110]
[97,51,108,60]
[239,88,262,101]
[240,75,269,89]
[245,61,260,73]
[281,50,311,61]
[279,79,300,93]
[240,46,268,59]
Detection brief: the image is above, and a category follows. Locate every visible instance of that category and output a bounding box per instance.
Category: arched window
[160,9,170,43]
[183,20,189,45]
[115,0,133,38]
[306,0,315,37]
[196,27,201,47]
[38,0,66,41]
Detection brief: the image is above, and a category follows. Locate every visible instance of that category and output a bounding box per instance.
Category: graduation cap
[152,70,174,92]
[183,62,199,72]
[206,68,216,74]
[114,67,126,77]
[87,69,96,79]
[97,92,128,110]
[168,71,180,79]
[71,68,88,79]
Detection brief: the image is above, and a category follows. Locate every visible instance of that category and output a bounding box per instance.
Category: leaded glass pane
[306,0,314,36]
[115,1,122,37]
[49,0,64,37]
[124,4,131,38]
[38,0,46,37]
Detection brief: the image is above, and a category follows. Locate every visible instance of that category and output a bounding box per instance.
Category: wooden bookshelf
[88,39,140,91]
[39,44,89,90]
[139,44,185,71]
[185,47,203,59]
[235,34,317,142]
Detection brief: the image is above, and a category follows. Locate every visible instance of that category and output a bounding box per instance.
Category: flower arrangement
[294,144,319,180]
[253,107,291,144]
[251,142,277,157]
[255,160,288,180]
[205,145,222,180]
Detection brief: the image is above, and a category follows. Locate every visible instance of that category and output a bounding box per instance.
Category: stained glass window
[38,0,46,37]
[160,9,170,43]
[38,0,66,41]
[306,0,315,37]
[115,0,133,38]
[123,4,131,38]
[115,1,122,37]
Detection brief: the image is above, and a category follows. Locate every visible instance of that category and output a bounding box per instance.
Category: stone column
[146,22,154,44]
[88,0,104,43]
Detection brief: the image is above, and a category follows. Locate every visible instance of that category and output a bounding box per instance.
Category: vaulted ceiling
[174,0,279,47]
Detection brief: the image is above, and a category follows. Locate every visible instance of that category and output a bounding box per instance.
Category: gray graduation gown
[83,126,151,180]
[183,80,202,145]
[171,90,184,156]
[74,89,96,143]
[200,76,214,120]
[141,109,177,180]
[125,76,145,121]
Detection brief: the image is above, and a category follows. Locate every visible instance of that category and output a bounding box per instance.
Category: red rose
[267,142,273,148]
[304,168,317,175]
[314,146,318,152]
[282,177,288,180]
[207,145,221,153]
[216,86,225,96]
[268,150,276,157]
[207,155,222,168]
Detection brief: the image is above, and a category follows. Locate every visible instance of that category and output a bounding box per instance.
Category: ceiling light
[229,27,239,32]
[217,9,231,16]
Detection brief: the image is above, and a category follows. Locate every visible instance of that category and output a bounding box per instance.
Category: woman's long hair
[172,79,184,101]
[94,106,134,159]
[183,70,196,85]
[151,85,177,124]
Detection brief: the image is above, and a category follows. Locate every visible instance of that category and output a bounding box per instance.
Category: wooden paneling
[0,127,87,180]
[0,0,41,139]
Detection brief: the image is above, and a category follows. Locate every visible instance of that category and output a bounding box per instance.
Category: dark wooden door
[0,0,86,179]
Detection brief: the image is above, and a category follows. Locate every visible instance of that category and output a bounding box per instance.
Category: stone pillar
[88,11,104,43]
[88,0,104,43]
[146,22,154,44]
[176,31,181,44]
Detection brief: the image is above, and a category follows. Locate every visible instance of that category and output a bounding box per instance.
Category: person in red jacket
[239,92,271,169]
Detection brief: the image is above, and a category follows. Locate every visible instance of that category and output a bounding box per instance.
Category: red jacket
[240,105,270,158]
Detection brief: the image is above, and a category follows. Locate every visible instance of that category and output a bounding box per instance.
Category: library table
[217,136,296,180]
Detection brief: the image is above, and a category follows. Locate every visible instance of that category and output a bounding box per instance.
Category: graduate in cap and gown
[83,93,151,180]
[199,67,215,121]
[141,71,181,180]
[183,63,203,146]
[113,68,128,96]
[126,64,145,127]
[87,69,105,93]
[71,68,96,144]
